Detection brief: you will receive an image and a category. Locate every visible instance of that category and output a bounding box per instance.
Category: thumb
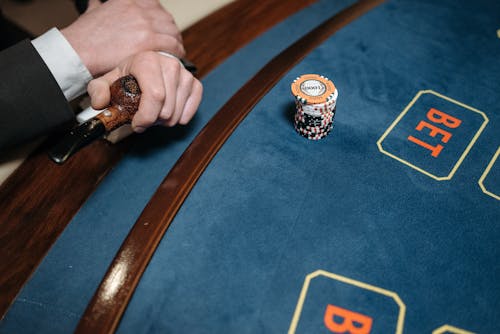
[87,68,121,109]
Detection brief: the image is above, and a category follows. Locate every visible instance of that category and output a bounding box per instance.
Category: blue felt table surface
[2,0,500,333]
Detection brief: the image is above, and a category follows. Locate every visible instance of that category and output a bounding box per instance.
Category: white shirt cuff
[31,28,93,101]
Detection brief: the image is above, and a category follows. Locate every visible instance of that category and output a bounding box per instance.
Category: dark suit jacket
[0,0,107,151]
[0,40,74,150]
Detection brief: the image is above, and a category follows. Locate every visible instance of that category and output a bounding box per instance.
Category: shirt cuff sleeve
[31,28,93,101]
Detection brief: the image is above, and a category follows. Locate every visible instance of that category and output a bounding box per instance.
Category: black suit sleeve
[0,40,75,151]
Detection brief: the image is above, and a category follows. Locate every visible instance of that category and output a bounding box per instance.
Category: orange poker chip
[291,74,336,105]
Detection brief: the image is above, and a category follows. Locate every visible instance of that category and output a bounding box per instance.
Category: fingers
[89,52,202,134]
[68,0,186,75]
[151,20,183,44]
[145,3,184,56]
[131,54,202,132]
[179,79,203,125]
[157,59,180,124]
[165,69,193,126]
[128,53,166,132]
[156,66,202,127]
[87,67,121,109]
[139,0,183,45]
[147,9,182,42]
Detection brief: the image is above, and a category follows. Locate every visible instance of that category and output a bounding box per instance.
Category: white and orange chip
[291,74,336,105]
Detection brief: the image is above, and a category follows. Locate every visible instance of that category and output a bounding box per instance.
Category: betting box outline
[288,269,406,334]
[432,324,475,334]
[478,146,500,200]
[377,90,489,181]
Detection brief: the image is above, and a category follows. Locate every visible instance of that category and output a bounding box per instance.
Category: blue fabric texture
[120,1,500,333]
[2,0,499,333]
[0,1,356,333]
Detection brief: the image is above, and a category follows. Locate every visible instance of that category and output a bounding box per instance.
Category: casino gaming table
[1,0,499,333]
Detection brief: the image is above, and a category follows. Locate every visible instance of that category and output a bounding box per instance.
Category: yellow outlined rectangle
[288,270,405,334]
[377,90,489,181]
[478,147,500,200]
[433,324,475,334]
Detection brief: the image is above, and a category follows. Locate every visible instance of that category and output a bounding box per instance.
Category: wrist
[61,26,97,76]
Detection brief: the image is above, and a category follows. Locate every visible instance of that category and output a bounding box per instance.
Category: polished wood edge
[76,0,385,332]
[183,0,317,77]
[0,0,315,320]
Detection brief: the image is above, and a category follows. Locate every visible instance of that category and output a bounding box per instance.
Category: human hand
[87,51,203,132]
[61,0,185,76]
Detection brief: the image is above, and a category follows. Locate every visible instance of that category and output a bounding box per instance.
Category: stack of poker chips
[291,74,338,140]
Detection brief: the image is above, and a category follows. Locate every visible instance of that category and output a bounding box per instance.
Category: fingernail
[133,126,146,133]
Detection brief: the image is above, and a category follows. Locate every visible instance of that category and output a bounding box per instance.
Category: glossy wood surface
[0,0,316,319]
[75,0,384,333]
